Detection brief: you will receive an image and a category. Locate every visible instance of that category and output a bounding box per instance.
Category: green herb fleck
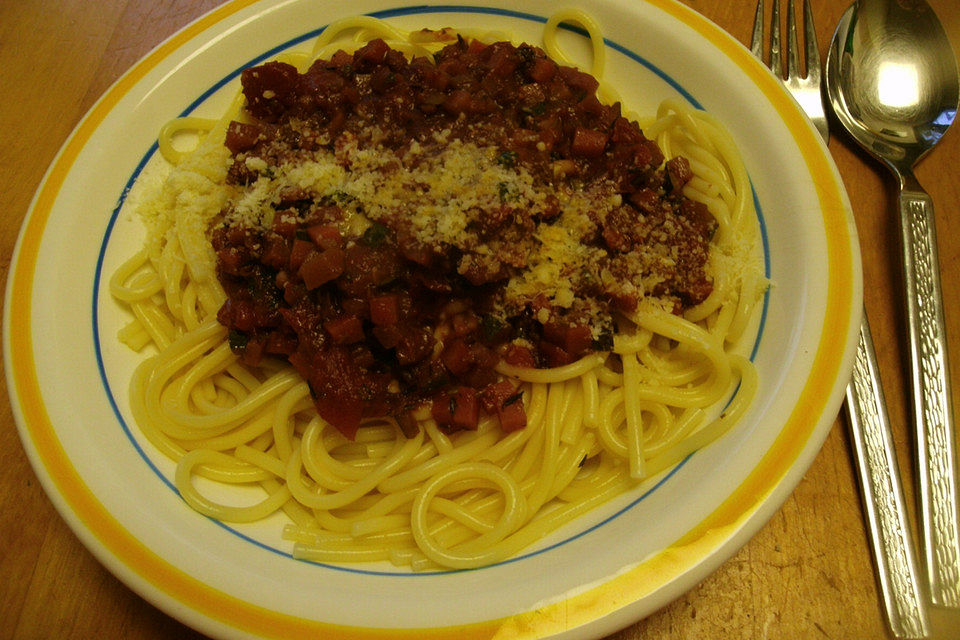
[592,331,614,352]
[502,392,524,408]
[361,222,390,247]
[497,150,517,168]
[228,330,249,351]
[497,181,511,203]
[481,314,506,341]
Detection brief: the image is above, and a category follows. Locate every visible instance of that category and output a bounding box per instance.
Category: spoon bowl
[826,0,960,609]
[827,0,958,174]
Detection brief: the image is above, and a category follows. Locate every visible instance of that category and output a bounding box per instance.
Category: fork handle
[846,313,929,638]
[899,178,960,607]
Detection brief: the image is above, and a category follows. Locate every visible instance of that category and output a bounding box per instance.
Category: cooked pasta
[111,10,765,571]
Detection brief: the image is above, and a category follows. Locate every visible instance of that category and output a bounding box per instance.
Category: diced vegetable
[324,315,365,344]
[369,294,400,326]
[298,248,344,290]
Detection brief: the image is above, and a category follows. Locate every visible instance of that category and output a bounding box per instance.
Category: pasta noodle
[111,10,765,571]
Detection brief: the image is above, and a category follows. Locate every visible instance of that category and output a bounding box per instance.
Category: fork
[750,0,829,142]
[750,1,930,637]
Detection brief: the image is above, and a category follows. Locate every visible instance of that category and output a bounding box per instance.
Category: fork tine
[769,0,782,76]
[750,0,764,59]
[803,0,821,82]
[786,0,800,78]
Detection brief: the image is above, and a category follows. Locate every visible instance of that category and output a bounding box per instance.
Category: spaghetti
[111,10,765,571]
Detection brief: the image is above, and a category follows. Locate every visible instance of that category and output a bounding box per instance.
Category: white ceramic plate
[4,1,861,638]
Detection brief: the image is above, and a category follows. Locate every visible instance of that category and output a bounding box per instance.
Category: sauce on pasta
[111,10,765,571]
[213,36,717,439]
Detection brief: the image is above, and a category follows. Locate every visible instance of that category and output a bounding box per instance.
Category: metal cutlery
[825,0,960,611]
[751,0,930,635]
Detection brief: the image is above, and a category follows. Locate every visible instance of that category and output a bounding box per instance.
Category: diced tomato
[497,398,526,432]
[399,240,434,266]
[240,335,265,366]
[431,388,480,430]
[451,387,479,430]
[528,57,557,83]
[282,282,306,305]
[298,247,344,290]
[329,50,353,68]
[542,321,593,354]
[241,61,298,121]
[324,315,365,344]
[571,128,608,157]
[503,344,536,368]
[443,89,472,115]
[340,296,368,317]
[431,391,454,426]
[307,224,342,250]
[261,236,289,269]
[558,66,599,94]
[289,238,314,271]
[372,325,402,349]
[541,321,565,346]
[480,380,516,413]
[441,339,473,375]
[485,45,518,77]
[369,294,400,326]
[316,395,364,440]
[225,121,262,153]
[610,116,643,144]
[563,324,593,356]
[273,214,298,238]
[227,300,256,332]
[355,38,390,65]
[263,330,298,355]
[628,188,660,215]
[479,380,526,432]
[467,38,487,55]
[396,329,435,366]
[539,340,573,368]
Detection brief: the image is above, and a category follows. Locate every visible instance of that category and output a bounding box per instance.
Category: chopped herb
[481,314,506,341]
[228,330,249,351]
[497,150,517,168]
[592,331,614,351]
[328,190,355,205]
[497,181,514,203]
[361,222,390,247]
[502,392,524,407]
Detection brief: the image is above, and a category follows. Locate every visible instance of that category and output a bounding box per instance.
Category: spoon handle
[846,312,929,637]
[900,181,960,607]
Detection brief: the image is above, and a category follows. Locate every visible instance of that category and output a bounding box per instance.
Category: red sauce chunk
[212,37,717,438]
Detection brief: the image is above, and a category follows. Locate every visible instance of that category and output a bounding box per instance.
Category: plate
[3,0,861,638]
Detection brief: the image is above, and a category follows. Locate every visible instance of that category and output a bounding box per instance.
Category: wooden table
[1,1,958,638]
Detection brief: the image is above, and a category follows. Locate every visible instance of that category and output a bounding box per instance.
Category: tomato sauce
[212,37,716,438]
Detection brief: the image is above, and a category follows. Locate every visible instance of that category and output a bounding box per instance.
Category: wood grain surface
[1,1,958,638]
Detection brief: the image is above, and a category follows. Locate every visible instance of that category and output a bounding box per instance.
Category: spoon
[826,0,960,608]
